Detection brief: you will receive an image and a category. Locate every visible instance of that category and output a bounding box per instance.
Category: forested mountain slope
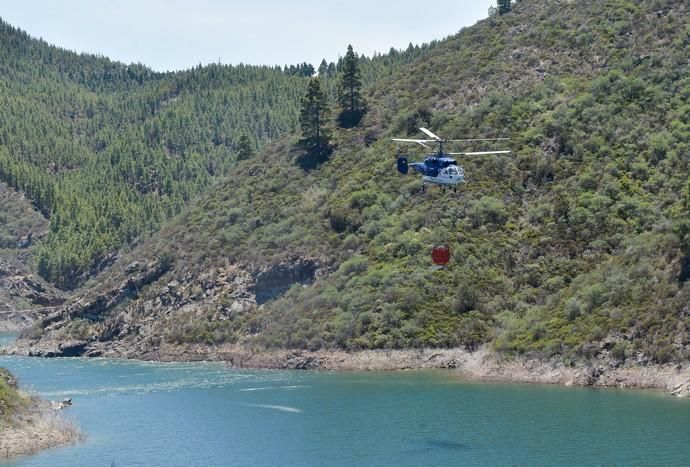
[12,0,690,365]
[0,19,434,290]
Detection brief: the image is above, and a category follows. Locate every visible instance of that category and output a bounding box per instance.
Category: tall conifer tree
[236,134,254,161]
[337,45,366,128]
[298,77,332,169]
[498,0,511,14]
[318,59,329,77]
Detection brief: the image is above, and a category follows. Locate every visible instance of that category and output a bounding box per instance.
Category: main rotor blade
[391,138,434,143]
[447,150,512,156]
[446,138,511,142]
[419,127,442,141]
[392,138,433,149]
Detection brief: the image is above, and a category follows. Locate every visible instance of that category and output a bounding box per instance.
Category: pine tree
[337,44,366,128]
[298,77,332,169]
[318,59,329,77]
[302,63,315,77]
[498,0,511,14]
[236,134,254,161]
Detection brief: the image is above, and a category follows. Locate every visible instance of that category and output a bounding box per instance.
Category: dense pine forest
[0,18,435,289]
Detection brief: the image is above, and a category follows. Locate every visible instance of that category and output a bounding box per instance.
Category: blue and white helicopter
[393,128,510,191]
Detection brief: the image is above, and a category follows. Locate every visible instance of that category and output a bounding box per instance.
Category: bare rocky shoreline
[205,345,690,398]
[0,391,82,460]
[5,339,690,398]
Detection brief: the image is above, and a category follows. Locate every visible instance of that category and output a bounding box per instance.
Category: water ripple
[242,403,302,413]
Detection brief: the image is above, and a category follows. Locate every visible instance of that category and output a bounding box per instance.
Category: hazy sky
[0,1,494,72]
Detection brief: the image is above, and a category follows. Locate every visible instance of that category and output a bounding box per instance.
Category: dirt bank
[6,339,690,398]
[215,346,690,397]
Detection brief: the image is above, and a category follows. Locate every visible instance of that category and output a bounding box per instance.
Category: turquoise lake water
[2,333,690,466]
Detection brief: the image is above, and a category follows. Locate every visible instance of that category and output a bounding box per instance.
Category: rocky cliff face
[0,182,57,331]
[7,255,326,357]
[252,259,320,304]
[0,256,64,332]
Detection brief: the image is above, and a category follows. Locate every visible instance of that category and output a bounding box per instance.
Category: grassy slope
[24,0,690,364]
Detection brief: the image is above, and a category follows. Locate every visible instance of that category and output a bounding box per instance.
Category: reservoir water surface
[2,333,689,466]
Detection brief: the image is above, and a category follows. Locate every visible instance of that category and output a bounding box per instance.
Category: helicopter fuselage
[398,155,465,186]
[393,127,509,190]
[422,165,464,186]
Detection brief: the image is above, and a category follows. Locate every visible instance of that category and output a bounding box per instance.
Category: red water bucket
[431,246,451,266]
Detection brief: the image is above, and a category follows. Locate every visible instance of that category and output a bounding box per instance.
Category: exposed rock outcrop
[7,255,326,358]
[251,259,321,304]
[0,256,64,332]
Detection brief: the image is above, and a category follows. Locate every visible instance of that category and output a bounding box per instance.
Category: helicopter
[392,128,510,191]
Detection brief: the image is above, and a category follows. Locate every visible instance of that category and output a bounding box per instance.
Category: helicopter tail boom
[397,156,409,174]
